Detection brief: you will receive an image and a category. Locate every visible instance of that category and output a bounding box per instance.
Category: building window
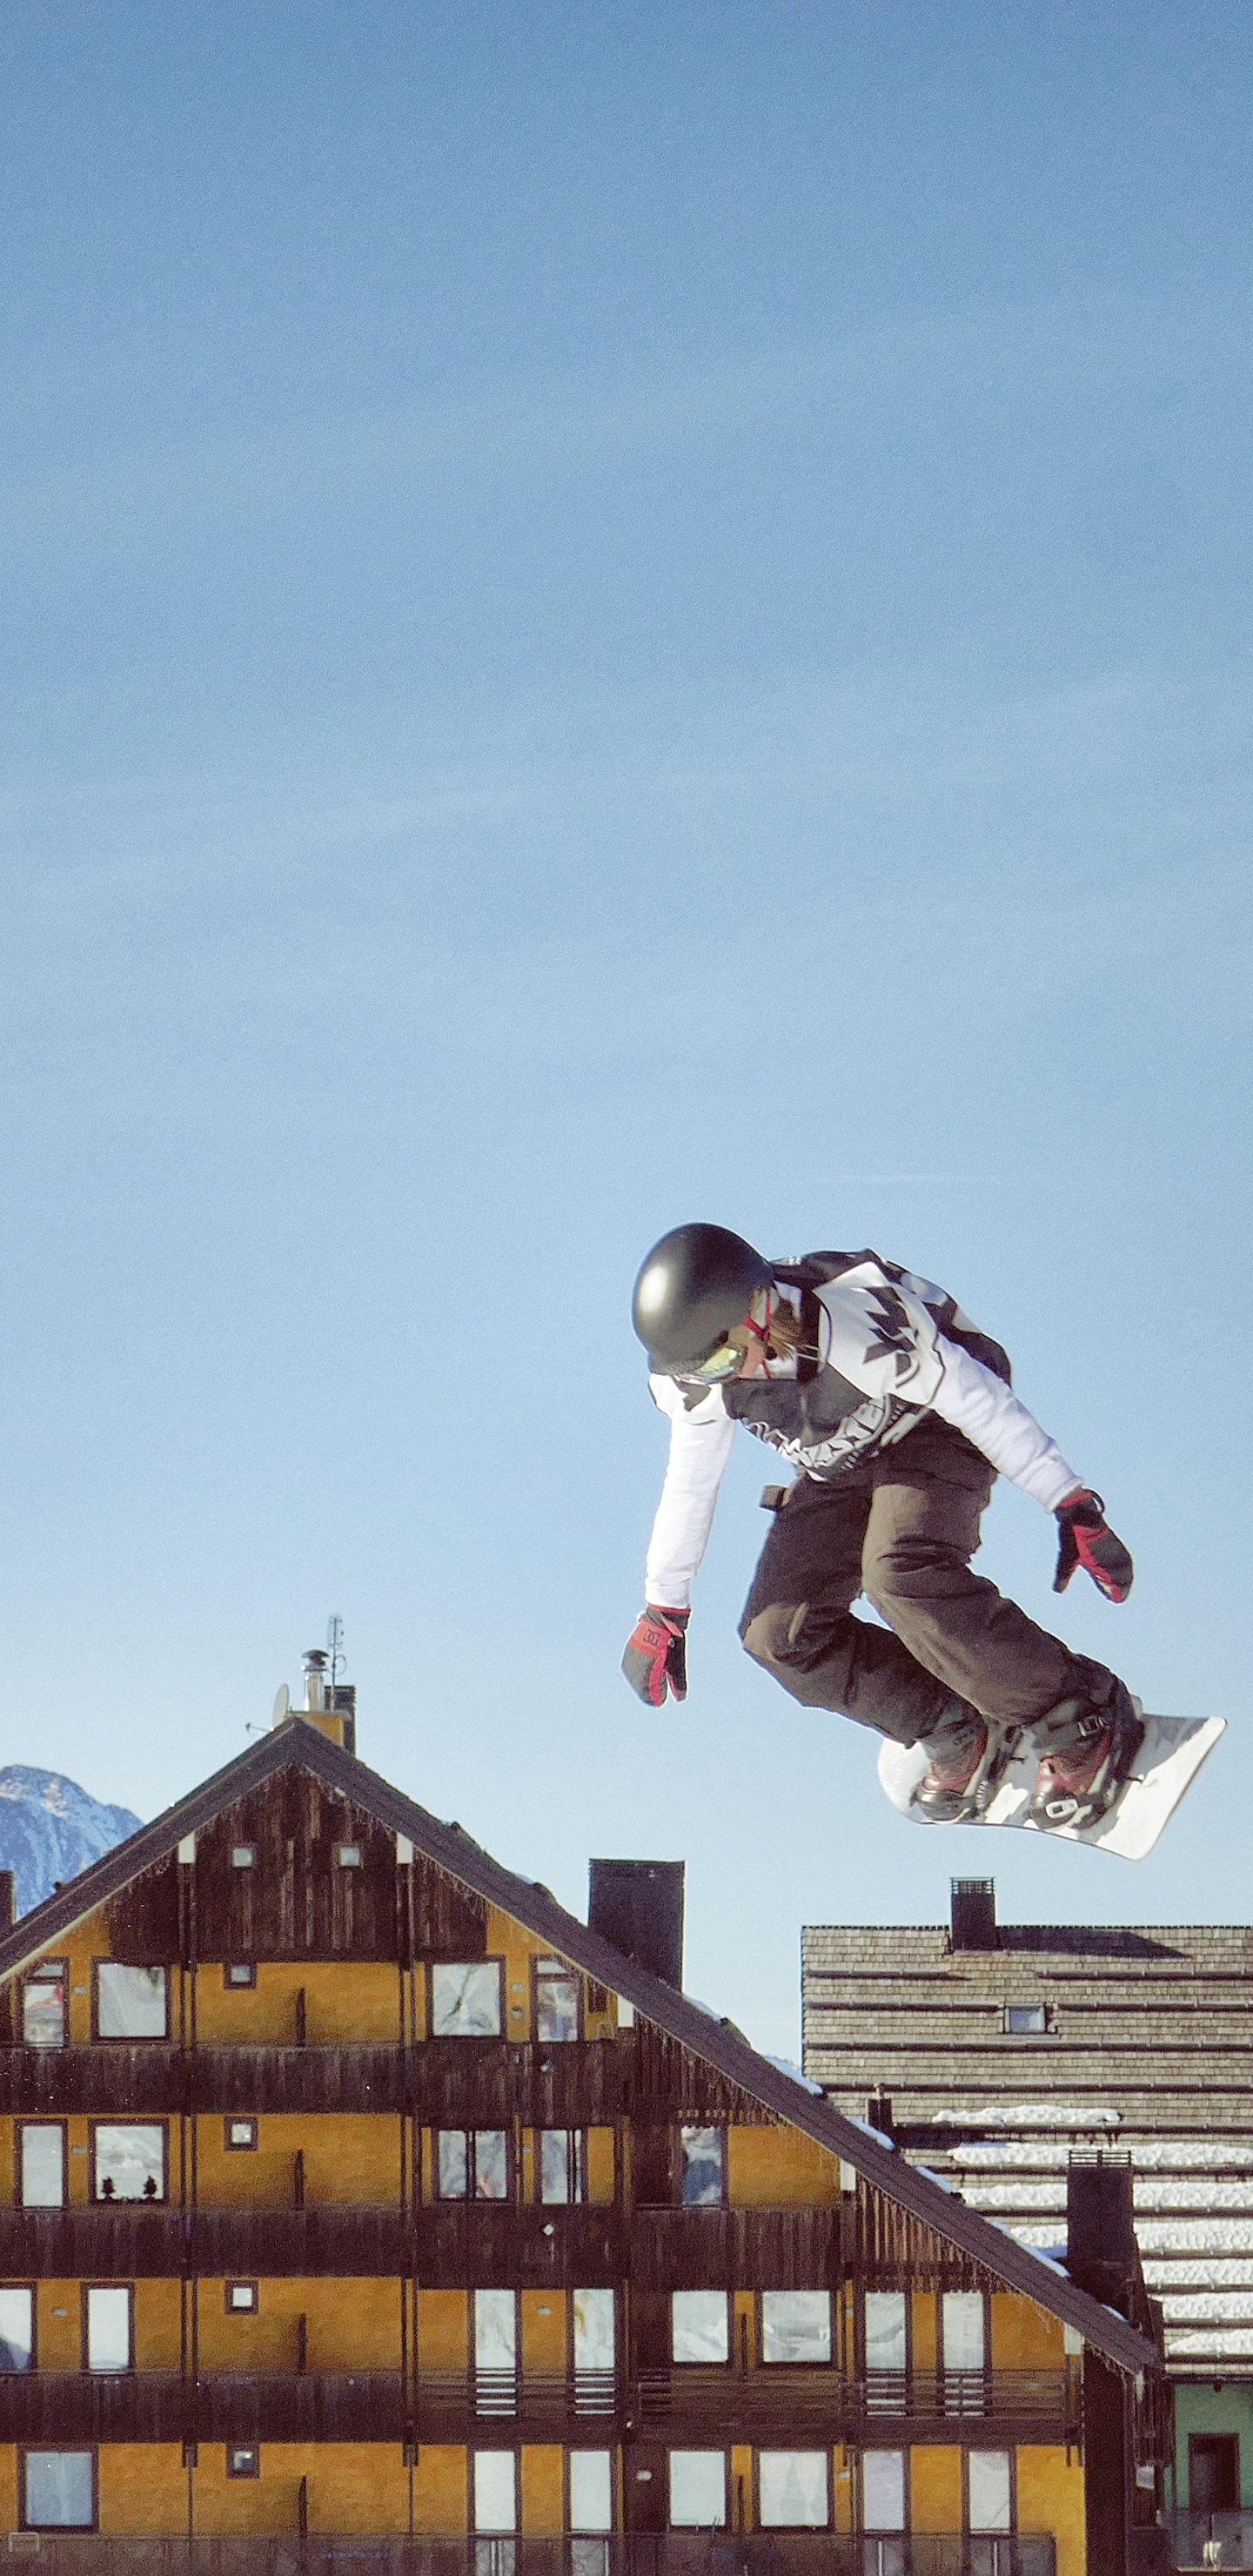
[668,2452,727,2529]
[865,2291,908,2372]
[474,2288,518,2414]
[22,1962,68,2049]
[438,2130,509,2201]
[573,2289,616,2386]
[22,2452,96,2530]
[941,2291,986,2378]
[1190,2434,1240,2513]
[862,2448,907,2534]
[336,1845,362,1868]
[759,2452,829,2529]
[1002,2003,1049,2034]
[761,2291,832,2365]
[231,1847,255,1870]
[968,2451,1013,2533]
[84,2286,132,2373]
[92,2124,165,2203]
[224,2118,258,2153]
[539,2129,586,2204]
[679,2125,725,2208]
[672,2291,729,2364]
[0,2288,35,2372]
[226,2445,259,2479]
[472,2451,517,2533]
[226,2282,258,2314]
[18,2124,65,2209]
[569,2451,613,2534]
[94,1965,168,2041]
[431,1962,503,2037]
[224,1963,256,1989]
[534,1959,581,2043]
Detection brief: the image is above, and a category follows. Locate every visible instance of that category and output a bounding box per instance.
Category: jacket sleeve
[643,1376,737,1609]
[929,1336,1081,1510]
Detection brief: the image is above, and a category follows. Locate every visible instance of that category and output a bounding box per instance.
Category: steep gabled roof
[0,1720,1156,2377]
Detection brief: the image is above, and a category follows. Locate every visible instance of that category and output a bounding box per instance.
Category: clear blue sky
[3,3,1250,2050]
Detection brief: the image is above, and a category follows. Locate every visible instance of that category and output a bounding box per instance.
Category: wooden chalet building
[0,1689,1165,2573]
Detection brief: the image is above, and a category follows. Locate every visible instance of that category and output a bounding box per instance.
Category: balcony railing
[0,2039,633,2123]
[1163,2507,1253,2566]
[0,2365,1077,2448]
[0,2539,1059,2576]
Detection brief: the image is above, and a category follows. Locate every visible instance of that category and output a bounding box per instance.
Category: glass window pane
[20,2127,64,2209]
[24,2453,94,2528]
[0,2289,34,2371]
[761,2291,831,2364]
[432,1963,501,2036]
[759,2453,828,2528]
[943,2291,985,2372]
[569,2452,613,2534]
[438,2132,469,2198]
[94,2124,164,2202]
[680,2126,724,2207]
[536,1966,580,2043]
[473,2452,516,2532]
[865,2292,907,2371]
[862,2451,906,2532]
[96,1965,166,2039]
[86,2286,131,2371]
[573,2290,615,2371]
[968,2452,1012,2532]
[671,2292,728,2364]
[475,2133,509,2201]
[668,2452,726,2529]
[474,2290,517,2369]
[541,2130,585,2204]
[23,1967,67,2048]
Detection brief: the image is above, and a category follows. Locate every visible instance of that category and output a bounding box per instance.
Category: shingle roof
[0,1721,1156,2377]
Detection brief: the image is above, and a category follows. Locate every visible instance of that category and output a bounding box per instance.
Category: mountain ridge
[0,1766,143,1915]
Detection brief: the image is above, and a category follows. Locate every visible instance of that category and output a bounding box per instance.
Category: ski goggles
[687,1303,772,1383]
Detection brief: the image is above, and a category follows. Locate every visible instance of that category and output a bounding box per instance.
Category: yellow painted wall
[195,1962,403,2045]
[911,2292,937,2371]
[586,2128,615,2202]
[1017,2445,1086,2576]
[195,2277,402,2371]
[413,2446,468,2533]
[419,2289,469,2368]
[0,2446,20,2531]
[521,2291,566,2371]
[196,2111,402,2206]
[991,2295,1065,2368]
[520,2446,564,2532]
[133,2277,183,2368]
[729,2445,753,2532]
[32,2282,80,2371]
[98,2445,188,2535]
[909,2446,962,2532]
[727,2123,841,2206]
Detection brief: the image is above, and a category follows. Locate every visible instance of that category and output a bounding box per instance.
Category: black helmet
[632,1224,774,1374]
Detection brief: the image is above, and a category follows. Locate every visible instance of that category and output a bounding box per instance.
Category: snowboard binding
[1025,1689,1146,1834]
[908,1714,1026,1826]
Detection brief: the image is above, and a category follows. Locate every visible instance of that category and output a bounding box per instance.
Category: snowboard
[877,1707,1225,1862]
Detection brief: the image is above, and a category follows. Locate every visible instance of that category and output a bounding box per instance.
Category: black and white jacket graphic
[644,1251,1081,1609]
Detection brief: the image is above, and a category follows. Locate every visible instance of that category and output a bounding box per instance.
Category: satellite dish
[271,1684,291,1727]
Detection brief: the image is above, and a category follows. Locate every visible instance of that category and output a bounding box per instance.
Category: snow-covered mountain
[0,1768,142,1915]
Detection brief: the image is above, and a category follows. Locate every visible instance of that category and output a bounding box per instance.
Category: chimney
[299,1651,356,1754]
[949,1876,997,1950]
[588,1859,685,1988]
[867,2091,895,2141]
[1067,2151,1138,2319]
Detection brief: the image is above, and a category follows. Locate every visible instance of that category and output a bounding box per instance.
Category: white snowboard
[878,1708,1226,1862]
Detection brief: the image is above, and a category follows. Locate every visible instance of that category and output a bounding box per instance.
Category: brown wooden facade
[0,1717,1165,2573]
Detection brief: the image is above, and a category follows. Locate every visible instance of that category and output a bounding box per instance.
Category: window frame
[433,2129,513,2203]
[758,2289,834,2367]
[21,1961,69,2050]
[82,2282,135,2375]
[940,2288,990,2386]
[16,2121,67,2210]
[670,2290,731,2367]
[678,2124,727,2210]
[224,2281,259,2316]
[20,2448,98,2532]
[538,2127,587,2206]
[754,2448,833,2532]
[1002,2002,1050,2036]
[335,1843,363,1868]
[861,2288,911,2378]
[0,2284,37,2373]
[667,2448,728,2531]
[428,1958,506,2040]
[90,1962,170,2044]
[88,2117,169,2206]
[225,2443,260,2479]
[532,1955,584,2045]
[224,2117,258,2154]
[566,2448,615,2535]
[860,2446,909,2538]
[230,1847,256,1871]
[471,2448,518,2534]
[223,1962,257,1990]
[965,2446,1017,2536]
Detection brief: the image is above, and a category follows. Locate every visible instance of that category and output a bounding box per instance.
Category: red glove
[1053,1490,1134,1603]
[621,1606,689,1705]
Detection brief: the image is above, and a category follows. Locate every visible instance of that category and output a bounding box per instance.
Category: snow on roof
[939,2103,1122,2129]
[762,2055,825,2096]
[949,2137,1253,2171]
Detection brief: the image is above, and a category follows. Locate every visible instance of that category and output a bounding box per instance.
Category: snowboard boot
[911,1701,1008,1824]
[1026,1685,1145,1831]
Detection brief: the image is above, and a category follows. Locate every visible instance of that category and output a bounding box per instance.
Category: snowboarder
[621,1224,1140,1831]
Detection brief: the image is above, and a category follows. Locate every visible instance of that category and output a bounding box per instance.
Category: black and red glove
[1053,1490,1134,1603]
[621,1606,690,1705]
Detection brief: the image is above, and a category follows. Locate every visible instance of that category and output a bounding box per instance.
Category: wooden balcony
[630,2206,848,2291]
[0,2203,622,2282]
[0,2537,1061,2574]
[0,2039,633,2123]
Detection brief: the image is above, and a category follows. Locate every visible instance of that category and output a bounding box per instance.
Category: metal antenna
[326,1614,345,1691]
